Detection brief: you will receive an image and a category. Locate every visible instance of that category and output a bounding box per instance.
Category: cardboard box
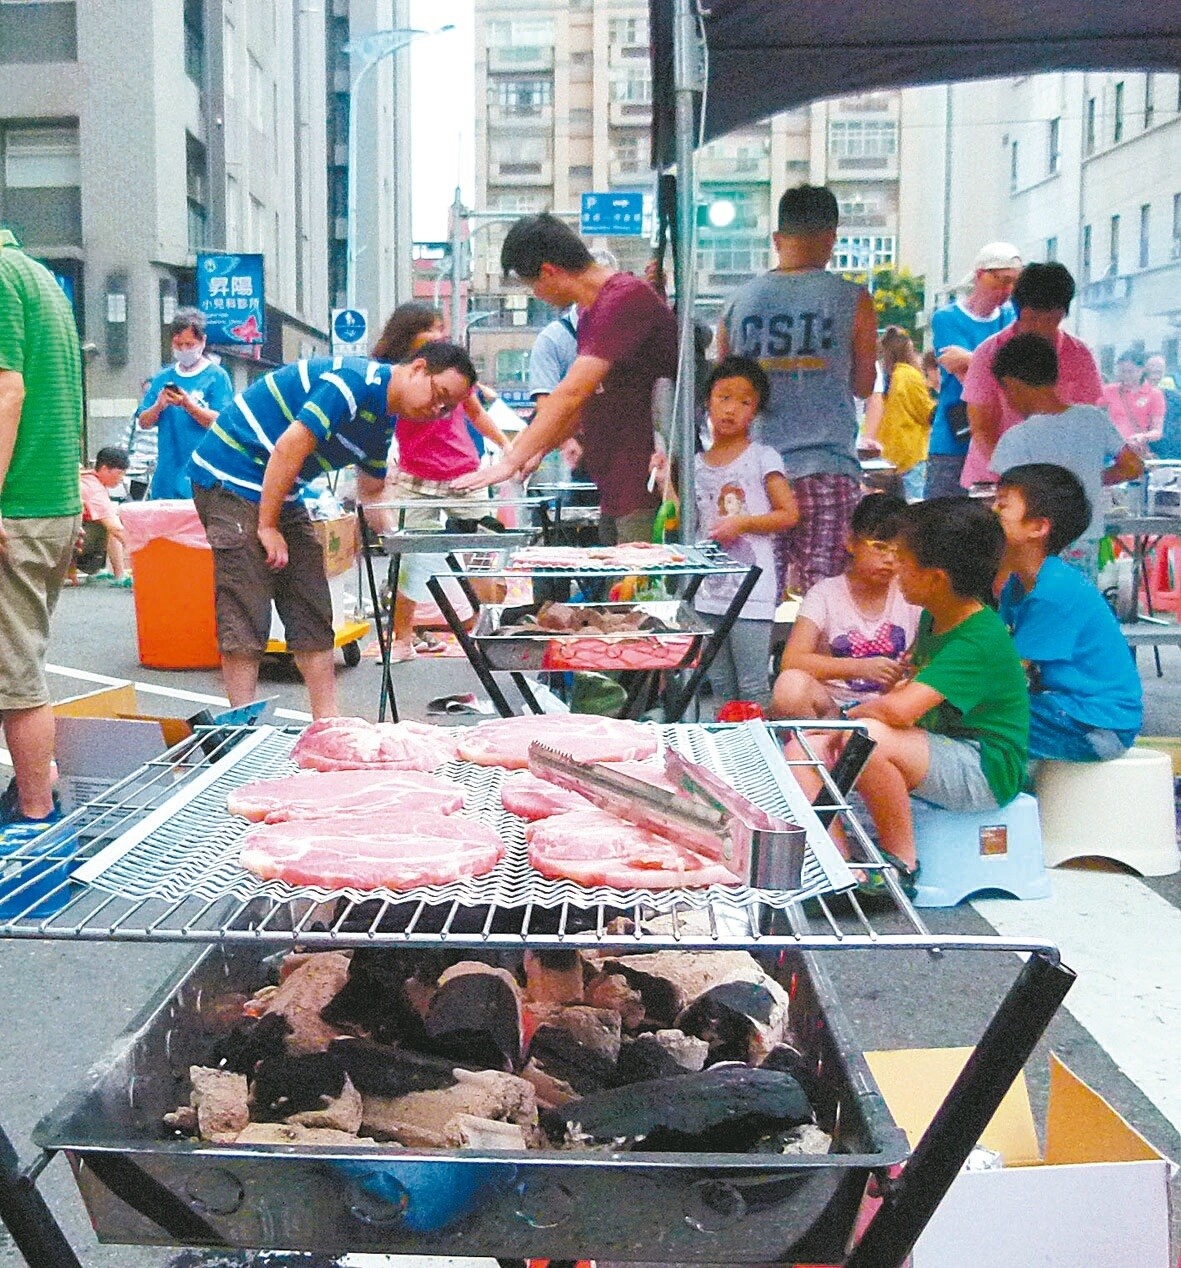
[53,685,190,813]
[864,1048,1173,1268]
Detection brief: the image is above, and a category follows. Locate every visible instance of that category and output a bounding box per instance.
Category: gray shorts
[913,732,999,813]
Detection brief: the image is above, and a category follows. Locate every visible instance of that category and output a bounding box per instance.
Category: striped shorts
[779,472,861,597]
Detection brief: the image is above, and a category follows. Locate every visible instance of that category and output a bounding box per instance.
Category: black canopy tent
[648,0,1181,536]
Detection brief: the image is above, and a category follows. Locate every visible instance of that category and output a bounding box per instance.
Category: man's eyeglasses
[429,376,465,416]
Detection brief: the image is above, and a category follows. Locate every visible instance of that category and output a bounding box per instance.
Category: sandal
[414,630,446,654]
[854,851,919,901]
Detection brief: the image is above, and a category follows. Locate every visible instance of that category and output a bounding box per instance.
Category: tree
[840,266,925,338]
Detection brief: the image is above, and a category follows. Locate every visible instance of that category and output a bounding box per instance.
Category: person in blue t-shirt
[925,243,1021,499]
[135,308,234,499]
[994,463,1142,762]
[186,341,476,718]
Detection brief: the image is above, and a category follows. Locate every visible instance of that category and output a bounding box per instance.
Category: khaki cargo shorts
[0,514,80,711]
[193,485,333,656]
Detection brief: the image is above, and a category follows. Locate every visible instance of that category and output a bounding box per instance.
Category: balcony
[488,45,554,73]
[830,154,898,179]
[490,160,553,186]
[487,103,554,129]
[696,152,770,182]
[1080,274,1132,309]
[609,99,652,126]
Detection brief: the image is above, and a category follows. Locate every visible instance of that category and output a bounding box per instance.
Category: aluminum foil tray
[69,725,855,916]
[34,942,908,1261]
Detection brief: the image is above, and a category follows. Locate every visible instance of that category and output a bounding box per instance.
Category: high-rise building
[469,0,904,393]
[0,1,410,454]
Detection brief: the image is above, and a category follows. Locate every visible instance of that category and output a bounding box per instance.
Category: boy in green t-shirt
[839,498,1029,887]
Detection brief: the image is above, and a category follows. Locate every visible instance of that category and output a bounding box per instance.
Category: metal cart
[358,495,555,721]
[0,720,1072,1268]
[423,541,761,720]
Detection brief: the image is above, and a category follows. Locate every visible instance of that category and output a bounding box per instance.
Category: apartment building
[0,0,410,453]
[470,0,905,390]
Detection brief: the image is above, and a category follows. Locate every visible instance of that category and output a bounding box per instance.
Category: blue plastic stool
[910,792,1050,907]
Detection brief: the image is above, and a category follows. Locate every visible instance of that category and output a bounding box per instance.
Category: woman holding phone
[135,308,234,499]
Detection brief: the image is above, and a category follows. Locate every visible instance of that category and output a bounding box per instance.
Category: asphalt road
[0,579,1178,1266]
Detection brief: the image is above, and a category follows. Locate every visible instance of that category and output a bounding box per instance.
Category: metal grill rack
[453,538,750,578]
[0,721,1075,1268]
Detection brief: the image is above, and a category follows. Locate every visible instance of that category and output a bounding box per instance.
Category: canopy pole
[672,0,702,542]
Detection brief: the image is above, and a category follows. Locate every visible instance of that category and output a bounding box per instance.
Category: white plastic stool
[910,793,1050,907]
[1035,748,1180,876]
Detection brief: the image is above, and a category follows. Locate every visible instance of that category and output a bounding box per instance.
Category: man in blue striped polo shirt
[188,340,476,717]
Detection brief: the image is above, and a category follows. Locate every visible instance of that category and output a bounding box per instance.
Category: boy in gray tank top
[718,186,878,595]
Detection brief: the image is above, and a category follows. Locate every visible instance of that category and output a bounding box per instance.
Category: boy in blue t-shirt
[994,463,1143,762]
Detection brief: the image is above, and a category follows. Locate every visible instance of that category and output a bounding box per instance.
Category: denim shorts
[1028,694,1134,763]
[913,733,999,813]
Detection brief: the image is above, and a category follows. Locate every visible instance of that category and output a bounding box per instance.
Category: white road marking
[973,868,1181,1132]
[43,662,312,721]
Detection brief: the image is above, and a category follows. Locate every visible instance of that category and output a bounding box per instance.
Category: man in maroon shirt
[454,214,678,544]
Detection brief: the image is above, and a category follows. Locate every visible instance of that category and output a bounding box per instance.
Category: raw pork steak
[292,717,458,772]
[500,761,673,821]
[240,812,504,891]
[458,715,658,770]
[526,809,740,890]
[228,768,465,824]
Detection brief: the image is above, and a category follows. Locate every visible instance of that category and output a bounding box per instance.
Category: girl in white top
[771,493,920,718]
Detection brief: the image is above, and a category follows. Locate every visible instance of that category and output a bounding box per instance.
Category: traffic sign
[580,192,645,238]
[331,307,369,356]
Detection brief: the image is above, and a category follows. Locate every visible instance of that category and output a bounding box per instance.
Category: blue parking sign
[580,192,645,238]
[197,253,265,344]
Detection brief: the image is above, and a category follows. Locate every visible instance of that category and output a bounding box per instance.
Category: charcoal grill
[0,721,1074,1268]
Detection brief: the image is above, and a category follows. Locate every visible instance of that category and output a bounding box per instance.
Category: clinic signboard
[197,252,265,345]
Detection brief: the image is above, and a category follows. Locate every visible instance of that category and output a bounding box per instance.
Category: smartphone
[163,381,178,392]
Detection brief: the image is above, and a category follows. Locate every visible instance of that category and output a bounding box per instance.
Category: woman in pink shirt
[1101,349,1165,454]
[371,303,510,660]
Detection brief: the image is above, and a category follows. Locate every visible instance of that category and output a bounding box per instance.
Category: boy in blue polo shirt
[994,463,1142,762]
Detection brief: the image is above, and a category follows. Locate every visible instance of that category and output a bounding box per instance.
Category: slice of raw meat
[291,717,458,772]
[228,768,465,824]
[526,809,740,890]
[240,812,504,891]
[458,715,658,770]
[500,761,673,822]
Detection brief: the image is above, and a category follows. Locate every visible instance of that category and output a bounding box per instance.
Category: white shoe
[387,640,417,664]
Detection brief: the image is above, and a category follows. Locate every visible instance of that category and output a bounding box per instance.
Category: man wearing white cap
[924,242,1022,498]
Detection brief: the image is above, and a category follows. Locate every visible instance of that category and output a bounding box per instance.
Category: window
[1085,97,1096,154]
[491,133,549,175]
[486,18,553,47]
[183,0,205,86]
[1046,236,1058,262]
[1048,117,1060,175]
[833,235,896,272]
[248,53,267,130]
[249,196,265,253]
[495,349,530,385]
[4,124,80,187]
[1173,193,1181,260]
[1083,223,1092,281]
[610,73,652,105]
[492,192,545,213]
[1145,73,1155,128]
[609,17,648,46]
[838,193,884,223]
[698,235,768,277]
[1010,140,1019,193]
[1140,203,1151,269]
[828,120,897,160]
[1110,213,1121,274]
[226,173,240,248]
[492,78,552,115]
[1114,81,1125,142]
[0,0,77,64]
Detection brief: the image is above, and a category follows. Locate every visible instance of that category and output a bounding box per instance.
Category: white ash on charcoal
[235,1123,380,1147]
[164,946,828,1157]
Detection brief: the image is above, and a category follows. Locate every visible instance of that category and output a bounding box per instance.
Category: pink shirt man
[960,325,1103,487]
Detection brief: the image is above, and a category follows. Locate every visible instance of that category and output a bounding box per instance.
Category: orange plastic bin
[121,501,221,670]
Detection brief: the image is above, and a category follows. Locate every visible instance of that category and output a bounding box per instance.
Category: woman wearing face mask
[135,308,235,499]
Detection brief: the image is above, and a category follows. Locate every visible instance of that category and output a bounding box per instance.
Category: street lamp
[344,24,454,312]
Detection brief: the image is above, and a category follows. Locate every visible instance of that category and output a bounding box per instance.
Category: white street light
[344,24,455,312]
[705,198,737,229]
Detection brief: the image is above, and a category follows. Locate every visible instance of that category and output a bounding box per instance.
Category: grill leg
[845,950,1075,1268]
[0,1132,82,1268]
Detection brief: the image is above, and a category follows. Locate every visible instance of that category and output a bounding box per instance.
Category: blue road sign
[332,308,368,345]
[580,192,645,238]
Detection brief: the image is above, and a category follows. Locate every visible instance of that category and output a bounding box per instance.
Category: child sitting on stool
[995,462,1142,763]
[799,498,1029,890]
[771,492,918,719]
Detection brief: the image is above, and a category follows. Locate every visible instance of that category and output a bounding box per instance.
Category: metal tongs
[527,740,807,890]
